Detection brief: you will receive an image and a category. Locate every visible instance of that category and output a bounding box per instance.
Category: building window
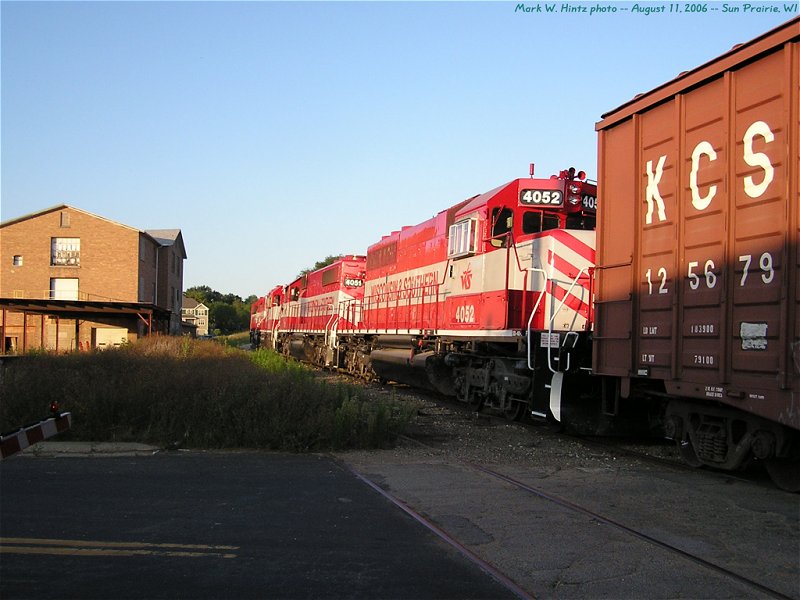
[12,255,23,266]
[51,238,80,266]
[60,211,71,228]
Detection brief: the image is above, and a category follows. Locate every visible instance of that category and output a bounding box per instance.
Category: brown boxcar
[594,17,799,488]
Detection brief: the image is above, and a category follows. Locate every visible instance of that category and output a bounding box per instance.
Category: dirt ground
[336,384,800,599]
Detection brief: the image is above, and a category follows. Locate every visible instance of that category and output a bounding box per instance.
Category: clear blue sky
[2,1,797,299]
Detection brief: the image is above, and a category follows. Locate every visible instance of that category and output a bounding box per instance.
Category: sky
[2,1,797,299]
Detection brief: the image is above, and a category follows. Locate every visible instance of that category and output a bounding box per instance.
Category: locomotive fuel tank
[370,349,436,391]
[369,347,457,396]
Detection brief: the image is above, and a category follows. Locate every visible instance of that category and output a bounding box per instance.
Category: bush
[0,338,417,452]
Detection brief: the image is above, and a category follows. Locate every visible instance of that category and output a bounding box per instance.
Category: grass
[0,336,418,452]
[215,331,251,348]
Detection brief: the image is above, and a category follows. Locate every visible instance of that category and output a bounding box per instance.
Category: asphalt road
[0,452,517,600]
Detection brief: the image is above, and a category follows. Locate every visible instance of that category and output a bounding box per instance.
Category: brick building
[0,205,187,352]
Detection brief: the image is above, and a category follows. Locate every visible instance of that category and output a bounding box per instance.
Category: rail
[526,266,591,374]
[11,290,138,302]
[324,313,339,350]
[357,278,443,334]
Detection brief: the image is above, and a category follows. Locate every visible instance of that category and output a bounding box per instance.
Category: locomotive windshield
[522,210,560,234]
[566,212,596,230]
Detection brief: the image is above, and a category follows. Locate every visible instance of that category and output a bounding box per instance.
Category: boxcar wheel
[504,400,526,422]
[765,459,800,493]
[467,390,484,412]
[677,439,703,468]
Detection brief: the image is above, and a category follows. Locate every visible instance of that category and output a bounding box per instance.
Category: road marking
[0,537,238,559]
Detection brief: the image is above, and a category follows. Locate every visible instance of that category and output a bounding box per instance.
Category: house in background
[181,295,210,337]
[0,205,187,352]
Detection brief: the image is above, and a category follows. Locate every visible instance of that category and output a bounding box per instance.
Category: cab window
[566,213,596,230]
[522,211,561,234]
[490,207,513,248]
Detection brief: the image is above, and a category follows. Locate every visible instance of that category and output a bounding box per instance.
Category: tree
[185,285,254,334]
[297,254,342,278]
[185,285,222,305]
[209,303,240,335]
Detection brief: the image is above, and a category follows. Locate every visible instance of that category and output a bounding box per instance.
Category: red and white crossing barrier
[1,413,72,459]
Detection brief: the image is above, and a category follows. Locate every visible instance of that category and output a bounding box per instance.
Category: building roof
[0,297,172,320]
[1,204,187,257]
[1,204,140,233]
[181,295,207,310]
[147,229,188,259]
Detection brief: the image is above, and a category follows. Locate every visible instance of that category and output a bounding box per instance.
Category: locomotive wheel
[467,391,484,412]
[765,459,800,493]
[677,439,703,468]
[503,401,526,422]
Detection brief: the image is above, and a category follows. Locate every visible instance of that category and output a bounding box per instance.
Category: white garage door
[50,278,79,300]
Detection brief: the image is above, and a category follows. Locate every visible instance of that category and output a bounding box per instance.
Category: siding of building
[1,206,162,303]
[1,205,186,351]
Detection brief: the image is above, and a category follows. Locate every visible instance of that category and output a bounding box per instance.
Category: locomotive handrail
[271,319,279,347]
[360,278,442,335]
[526,266,591,373]
[324,313,339,349]
[550,267,591,331]
[526,267,550,371]
[548,267,591,372]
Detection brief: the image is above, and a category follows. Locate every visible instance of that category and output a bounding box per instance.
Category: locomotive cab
[486,170,596,248]
[424,169,600,421]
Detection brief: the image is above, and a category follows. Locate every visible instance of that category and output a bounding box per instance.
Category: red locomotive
[250,285,285,350]
[251,18,799,490]
[255,168,597,423]
[356,168,597,422]
[257,256,367,365]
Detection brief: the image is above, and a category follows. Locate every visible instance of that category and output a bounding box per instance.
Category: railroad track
[316,366,782,488]
[354,431,797,600]
[320,367,797,598]
[466,464,794,600]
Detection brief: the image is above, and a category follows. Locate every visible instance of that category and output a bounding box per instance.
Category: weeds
[0,337,417,451]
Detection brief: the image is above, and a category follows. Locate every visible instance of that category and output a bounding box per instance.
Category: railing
[526,266,592,374]
[9,290,128,302]
[359,282,442,334]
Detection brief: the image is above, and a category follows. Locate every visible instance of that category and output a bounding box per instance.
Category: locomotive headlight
[568,195,582,205]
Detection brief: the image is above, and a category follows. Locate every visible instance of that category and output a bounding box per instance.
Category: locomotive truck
[251,17,800,490]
